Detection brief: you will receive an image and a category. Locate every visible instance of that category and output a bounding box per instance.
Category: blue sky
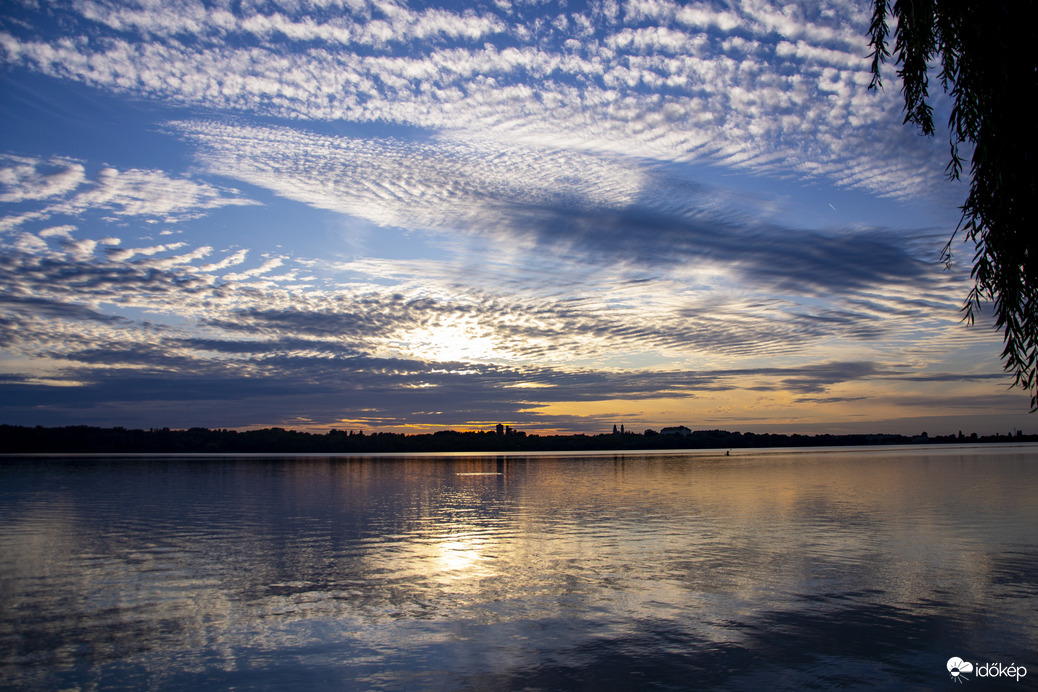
[0,0,1031,435]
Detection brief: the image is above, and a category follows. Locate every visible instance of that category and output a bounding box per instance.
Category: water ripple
[1,447,1036,690]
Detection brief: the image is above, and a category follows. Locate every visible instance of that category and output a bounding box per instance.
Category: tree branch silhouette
[868,0,1037,409]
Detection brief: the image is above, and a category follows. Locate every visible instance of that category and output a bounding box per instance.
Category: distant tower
[620,424,625,434]
[496,423,505,436]
[613,424,618,434]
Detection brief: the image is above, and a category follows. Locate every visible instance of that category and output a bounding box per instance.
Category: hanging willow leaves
[868,0,1038,409]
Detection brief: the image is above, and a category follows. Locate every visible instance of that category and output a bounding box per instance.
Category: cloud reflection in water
[0,447,1035,690]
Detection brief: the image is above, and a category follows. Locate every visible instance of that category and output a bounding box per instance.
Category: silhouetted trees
[1,424,1033,454]
[868,0,1038,409]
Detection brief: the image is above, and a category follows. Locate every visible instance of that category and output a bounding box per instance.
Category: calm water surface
[1,445,1036,690]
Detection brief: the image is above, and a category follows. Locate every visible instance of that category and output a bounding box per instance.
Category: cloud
[175,120,648,231]
[38,225,77,239]
[0,216,977,381]
[106,242,188,262]
[71,0,507,47]
[1,150,975,431]
[1,216,923,374]
[0,0,955,200]
[0,155,257,233]
[0,234,295,342]
[197,248,249,272]
[0,132,991,436]
[0,341,1007,432]
[61,166,250,219]
[177,121,950,309]
[0,2,1014,432]
[0,293,126,323]
[0,155,86,203]
[0,199,1009,432]
[222,257,284,281]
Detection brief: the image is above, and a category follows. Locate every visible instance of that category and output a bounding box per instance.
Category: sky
[0,0,1032,437]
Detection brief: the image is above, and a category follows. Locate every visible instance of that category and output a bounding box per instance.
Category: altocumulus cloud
[0,147,999,431]
[2,0,952,198]
[0,210,992,432]
[0,0,1024,433]
[177,120,945,299]
[0,154,256,233]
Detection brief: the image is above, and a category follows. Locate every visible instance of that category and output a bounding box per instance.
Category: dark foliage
[868,0,1038,409]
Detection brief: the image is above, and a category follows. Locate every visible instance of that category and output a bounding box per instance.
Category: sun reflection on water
[0,448,1036,690]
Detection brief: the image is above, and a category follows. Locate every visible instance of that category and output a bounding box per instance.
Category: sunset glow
[0,0,1031,435]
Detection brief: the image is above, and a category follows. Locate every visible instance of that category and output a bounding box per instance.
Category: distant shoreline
[3,424,1035,454]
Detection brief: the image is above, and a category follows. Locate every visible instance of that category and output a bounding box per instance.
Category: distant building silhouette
[660,425,692,436]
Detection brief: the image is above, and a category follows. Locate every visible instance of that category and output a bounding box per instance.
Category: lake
[1,445,1036,690]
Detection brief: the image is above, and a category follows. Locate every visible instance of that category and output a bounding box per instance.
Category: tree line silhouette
[1,424,1033,454]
